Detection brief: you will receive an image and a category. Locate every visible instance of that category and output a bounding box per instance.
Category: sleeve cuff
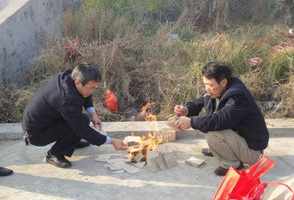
[190,116,198,130]
[86,106,95,113]
[105,136,112,144]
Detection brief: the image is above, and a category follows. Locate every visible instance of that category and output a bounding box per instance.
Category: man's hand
[90,112,102,130]
[111,138,128,150]
[174,105,188,117]
[175,116,191,130]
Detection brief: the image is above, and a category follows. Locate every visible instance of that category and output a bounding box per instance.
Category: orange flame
[127,133,162,163]
[140,102,157,121]
[127,102,162,162]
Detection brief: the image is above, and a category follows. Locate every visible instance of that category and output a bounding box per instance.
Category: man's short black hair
[202,62,232,83]
[71,63,102,85]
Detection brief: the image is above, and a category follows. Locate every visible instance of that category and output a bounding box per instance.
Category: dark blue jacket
[186,77,269,151]
[23,70,107,146]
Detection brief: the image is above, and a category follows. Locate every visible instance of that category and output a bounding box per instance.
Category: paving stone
[95,154,126,162]
[185,156,206,168]
[96,153,141,174]
[107,159,140,174]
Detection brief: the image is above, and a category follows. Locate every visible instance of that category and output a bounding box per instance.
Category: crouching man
[174,62,269,176]
[23,63,127,168]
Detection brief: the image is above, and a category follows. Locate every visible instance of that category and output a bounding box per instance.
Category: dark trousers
[26,114,90,157]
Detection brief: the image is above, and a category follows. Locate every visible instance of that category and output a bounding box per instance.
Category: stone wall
[0,0,79,83]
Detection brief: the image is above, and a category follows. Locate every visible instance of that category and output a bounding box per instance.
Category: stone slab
[0,121,177,140]
[0,123,23,140]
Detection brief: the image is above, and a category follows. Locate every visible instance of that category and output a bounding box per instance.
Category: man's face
[202,76,227,98]
[75,80,99,97]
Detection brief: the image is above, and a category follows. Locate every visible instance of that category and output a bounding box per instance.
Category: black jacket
[186,77,269,151]
[23,70,106,146]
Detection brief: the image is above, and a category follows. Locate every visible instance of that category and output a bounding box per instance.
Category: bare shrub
[275,75,294,117]
[0,87,18,122]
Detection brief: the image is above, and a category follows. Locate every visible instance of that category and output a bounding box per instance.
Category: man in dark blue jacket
[174,62,269,176]
[23,64,127,168]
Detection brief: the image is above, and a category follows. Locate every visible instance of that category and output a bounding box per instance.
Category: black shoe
[214,163,244,176]
[214,166,229,176]
[74,140,90,149]
[201,148,214,157]
[237,162,244,170]
[46,152,72,168]
[0,167,13,176]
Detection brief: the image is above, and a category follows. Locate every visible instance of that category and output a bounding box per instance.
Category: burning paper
[126,133,163,163]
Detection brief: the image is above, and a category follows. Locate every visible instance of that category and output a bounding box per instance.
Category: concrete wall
[0,0,79,83]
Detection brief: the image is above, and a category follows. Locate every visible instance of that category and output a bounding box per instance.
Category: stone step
[0,121,176,140]
[0,119,293,140]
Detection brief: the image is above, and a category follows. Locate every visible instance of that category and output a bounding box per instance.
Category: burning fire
[126,133,163,163]
[141,102,157,121]
[126,102,162,163]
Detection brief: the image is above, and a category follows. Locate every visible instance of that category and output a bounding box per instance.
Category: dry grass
[0,87,18,122]
[276,75,294,117]
[1,2,294,122]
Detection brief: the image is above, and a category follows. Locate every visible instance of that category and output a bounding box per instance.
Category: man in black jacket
[174,62,269,176]
[23,64,127,168]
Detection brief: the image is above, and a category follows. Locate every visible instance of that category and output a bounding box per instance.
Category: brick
[185,156,206,168]
[146,150,161,172]
[146,148,178,172]
[162,152,178,168]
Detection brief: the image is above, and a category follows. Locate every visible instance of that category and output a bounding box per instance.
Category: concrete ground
[0,131,294,200]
